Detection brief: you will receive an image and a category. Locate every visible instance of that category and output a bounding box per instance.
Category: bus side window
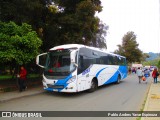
[118,57,126,65]
[78,55,84,74]
[108,55,112,65]
[114,56,118,65]
[80,55,84,67]
[119,57,123,65]
[123,58,126,65]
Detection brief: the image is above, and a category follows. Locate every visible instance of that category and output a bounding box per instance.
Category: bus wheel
[88,79,98,92]
[116,75,121,84]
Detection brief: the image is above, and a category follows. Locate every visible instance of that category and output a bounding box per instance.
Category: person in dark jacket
[152,68,159,83]
[17,66,27,92]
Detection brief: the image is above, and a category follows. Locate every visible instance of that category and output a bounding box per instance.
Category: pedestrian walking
[132,68,136,74]
[128,67,131,74]
[136,67,143,83]
[17,66,27,92]
[143,68,150,83]
[152,68,159,83]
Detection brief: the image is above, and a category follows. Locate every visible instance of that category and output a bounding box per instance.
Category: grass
[0,75,13,80]
[0,74,40,81]
[27,74,40,78]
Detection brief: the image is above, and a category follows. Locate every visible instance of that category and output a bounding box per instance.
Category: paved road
[0,74,151,120]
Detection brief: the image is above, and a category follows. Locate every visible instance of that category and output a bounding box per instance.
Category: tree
[157,60,160,70]
[0,0,51,52]
[51,0,105,48]
[141,53,150,62]
[0,21,42,66]
[42,0,107,50]
[114,31,143,63]
[92,21,108,49]
[142,58,160,70]
[0,0,107,52]
[0,0,49,29]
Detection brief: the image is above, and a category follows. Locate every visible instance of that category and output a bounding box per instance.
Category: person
[136,67,143,83]
[132,68,136,74]
[17,66,27,92]
[128,67,131,74]
[152,68,159,83]
[143,68,150,83]
[54,62,61,68]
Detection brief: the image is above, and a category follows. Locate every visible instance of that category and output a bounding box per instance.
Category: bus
[36,44,128,93]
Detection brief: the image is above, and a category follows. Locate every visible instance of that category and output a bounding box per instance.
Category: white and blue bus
[36,44,127,93]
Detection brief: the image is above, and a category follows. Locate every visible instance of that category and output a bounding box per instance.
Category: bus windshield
[44,49,76,79]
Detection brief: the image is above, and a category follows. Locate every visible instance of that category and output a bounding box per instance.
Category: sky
[97,0,160,53]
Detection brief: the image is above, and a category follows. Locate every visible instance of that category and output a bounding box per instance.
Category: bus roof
[50,44,85,50]
[49,44,126,58]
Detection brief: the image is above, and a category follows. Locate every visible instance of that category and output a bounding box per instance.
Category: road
[0,74,151,120]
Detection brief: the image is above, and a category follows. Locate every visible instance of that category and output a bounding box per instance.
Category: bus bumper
[42,81,78,93]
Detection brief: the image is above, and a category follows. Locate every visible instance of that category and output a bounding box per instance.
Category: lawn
[0,74,40,81]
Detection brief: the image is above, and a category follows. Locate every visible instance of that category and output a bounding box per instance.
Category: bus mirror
[36,53,47,68]
[73,63,78,67]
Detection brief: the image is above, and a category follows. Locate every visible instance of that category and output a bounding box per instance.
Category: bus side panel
[93,65,127,85]
[77,65,96,92]
[76,65,128,92]
[94,65,119,85]
[103,65,128,85]
[77,73,91,92]
[80,65,119,87]
[119,65,128,79]
[78,65,120,89]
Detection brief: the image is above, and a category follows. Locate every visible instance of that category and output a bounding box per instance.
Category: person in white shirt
[136,67,143,83]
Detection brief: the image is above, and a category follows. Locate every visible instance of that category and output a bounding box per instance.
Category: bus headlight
[67,75,76,84]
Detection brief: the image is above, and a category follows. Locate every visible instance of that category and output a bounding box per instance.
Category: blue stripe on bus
[104,71,119,84]
[46,74,72,92]
[45,87,54,92]
[119,66,128,79]
[103,66,127,84]
[96,67,107,77]
[95,66,127,85]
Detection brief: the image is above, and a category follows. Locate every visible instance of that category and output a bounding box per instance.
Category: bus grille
[47,84,64,89]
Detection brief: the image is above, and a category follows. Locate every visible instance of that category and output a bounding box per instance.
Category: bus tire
[88,79,98,93]
[116,75,121,84]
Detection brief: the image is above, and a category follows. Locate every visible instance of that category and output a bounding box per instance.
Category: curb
[140,81,152,110]
[141,81,160,120]
[0,91,44,103]
[0,85,18,92]
[0,85,44,103]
